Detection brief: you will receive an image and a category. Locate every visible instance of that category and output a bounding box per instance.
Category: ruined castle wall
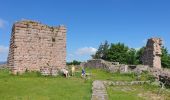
[82,59,149,73]
[7,20,66,74]
[142,38,162,69]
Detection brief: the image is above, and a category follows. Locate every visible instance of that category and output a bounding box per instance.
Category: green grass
[0,69,92,100]
[85,68,150,81]
[0,68,136,100]
[0,68,169,100]
[107,84,170,100]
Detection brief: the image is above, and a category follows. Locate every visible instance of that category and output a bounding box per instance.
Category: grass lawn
[107,84,170,100]
[0,67,170,100]
[0,69,92,100]
[0,68,136,100]
[85,68,150,81]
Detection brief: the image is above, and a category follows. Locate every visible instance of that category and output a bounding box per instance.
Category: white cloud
[75,47,97,56]
[0,45,9,61]
[0,18,7,29]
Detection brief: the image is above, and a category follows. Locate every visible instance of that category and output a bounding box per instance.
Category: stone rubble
[149,68,170,87]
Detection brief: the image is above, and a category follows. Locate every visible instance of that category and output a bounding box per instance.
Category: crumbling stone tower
[142,38,162,69]
[7,20,66,74]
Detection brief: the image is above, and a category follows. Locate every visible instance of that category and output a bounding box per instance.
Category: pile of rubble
[150,68,170,87]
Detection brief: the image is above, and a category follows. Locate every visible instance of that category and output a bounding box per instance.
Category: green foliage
[106,43,129,64]
[92,40,109,59]
[93,41,170,68]
[67,60,81,65]
[136,47,145,64]
[92,41,143,64]
[127,48,137,65]
[161,46,170,68]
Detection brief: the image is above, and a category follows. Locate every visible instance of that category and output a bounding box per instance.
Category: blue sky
[0,0,170,62]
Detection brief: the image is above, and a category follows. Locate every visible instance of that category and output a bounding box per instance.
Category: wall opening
[52,37,55,42]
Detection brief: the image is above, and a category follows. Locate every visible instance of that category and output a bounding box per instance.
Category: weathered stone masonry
[7,20,66,74]
[142,38,162,69]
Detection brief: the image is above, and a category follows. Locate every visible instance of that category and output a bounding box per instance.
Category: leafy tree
[161,46,170,68]
[136,47,145,64]
[67,60,81,65]
[127,48,137,65]
[93,40,170,68]
[92,40,109,59]
[106,43,129,64]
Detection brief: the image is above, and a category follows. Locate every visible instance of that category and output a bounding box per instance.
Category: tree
[127,48,137,65]
[106,43,129,64]
[92,40,109,59]
[161,46,170,68]
[92,40,170,68]
[66,60,81,65]
[136,47,145,64]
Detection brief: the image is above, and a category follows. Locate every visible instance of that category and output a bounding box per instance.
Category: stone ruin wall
[82,38,170,86]
[83,59,170,86]
[142,38,162,69]
[81,59,149,73]
[7,20,66,74]
[82,38,163,72]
